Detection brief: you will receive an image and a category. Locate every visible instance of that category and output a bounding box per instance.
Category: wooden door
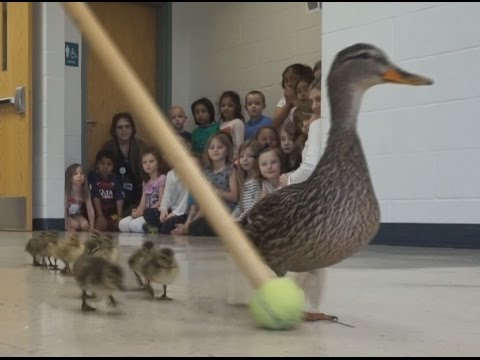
[87,3,156,168]
[0,2,32,231]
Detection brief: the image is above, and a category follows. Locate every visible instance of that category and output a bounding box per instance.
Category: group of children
[64,60,322,236]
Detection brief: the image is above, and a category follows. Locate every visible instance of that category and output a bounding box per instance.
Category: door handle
[0,86,26,114]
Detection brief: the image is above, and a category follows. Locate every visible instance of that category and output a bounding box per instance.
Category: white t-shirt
[159,169,189,216]
[220,118,245,159]
[287,118,322,185]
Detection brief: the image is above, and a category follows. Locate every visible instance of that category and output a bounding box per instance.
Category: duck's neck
[328,83,365,132]
[320,83,369,168]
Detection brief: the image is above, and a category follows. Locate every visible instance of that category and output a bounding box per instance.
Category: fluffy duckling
[73,247,125,312]
[73,239,101,277]
[128,241,155,288]
[141,247,178,301]
[38,231,60,269]
[47,233,85,275]
[25,235,44,267]
[25,231,59,268]
[87,233,119,264]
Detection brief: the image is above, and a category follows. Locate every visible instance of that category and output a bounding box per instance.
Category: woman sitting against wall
[101,112,147,217]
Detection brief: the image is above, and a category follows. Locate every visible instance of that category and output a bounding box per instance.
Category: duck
[73,241,125,312]
[25,231,59,268]
[241,43,433,318]
[25,235,44,267]
[46,233,85,275]
[141,247,179,301]
[128,241,155,288]
[88,233,120,264]
[38,231,60,269]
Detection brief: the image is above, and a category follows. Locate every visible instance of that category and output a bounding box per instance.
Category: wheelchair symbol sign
[65,42,79,67]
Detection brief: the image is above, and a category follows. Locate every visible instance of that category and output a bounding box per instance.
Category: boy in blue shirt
[244,90,273,140]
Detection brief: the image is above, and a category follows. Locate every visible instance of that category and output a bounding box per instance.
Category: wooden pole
[62,2,273,288]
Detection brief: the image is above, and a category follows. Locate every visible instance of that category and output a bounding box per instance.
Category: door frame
[80,2,172,169]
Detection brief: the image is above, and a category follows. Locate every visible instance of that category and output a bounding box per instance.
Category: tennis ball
[249,277,305,330]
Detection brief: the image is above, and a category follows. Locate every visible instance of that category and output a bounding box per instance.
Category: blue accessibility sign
[65,42,79,67]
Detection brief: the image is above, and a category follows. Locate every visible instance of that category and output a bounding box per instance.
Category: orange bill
[383,67,434,85]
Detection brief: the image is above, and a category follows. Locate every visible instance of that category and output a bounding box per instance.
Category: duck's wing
[241,185,302,244]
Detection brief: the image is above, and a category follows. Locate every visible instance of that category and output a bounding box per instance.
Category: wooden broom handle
[62,2,272,288]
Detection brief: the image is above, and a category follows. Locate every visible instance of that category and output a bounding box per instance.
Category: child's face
[98,157,114,179]
[257,128,278,148]
[283,69,300,90]
[280,129,295,154]
[309,88,321,117]
[245,94,265,119]
[142,153,159,176]
[220,96,236,121]
[170,107,187,132]
[239,147,256,173]
[72,167,85,186]
[259,150,281,181]
[115,118,133,142]
[208,138,228,163]
[193,104,211,126]
[296,81,310,104]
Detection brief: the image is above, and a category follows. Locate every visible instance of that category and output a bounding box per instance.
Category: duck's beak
[383,67,434,86]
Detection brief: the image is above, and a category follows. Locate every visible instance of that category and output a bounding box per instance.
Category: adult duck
[241,43,433,313]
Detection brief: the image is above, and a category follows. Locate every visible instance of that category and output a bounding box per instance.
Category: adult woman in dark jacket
[101,112,147,217]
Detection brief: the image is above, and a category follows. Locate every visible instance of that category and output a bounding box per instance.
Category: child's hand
[160,209,168,223]
[279,174,289,187]
[284,87,296,106]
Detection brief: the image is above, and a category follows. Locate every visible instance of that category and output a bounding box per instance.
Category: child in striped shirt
[232,140,264,221]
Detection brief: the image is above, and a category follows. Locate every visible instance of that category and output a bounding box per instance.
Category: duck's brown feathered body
[242,129,380,275]
[241,43,432,277]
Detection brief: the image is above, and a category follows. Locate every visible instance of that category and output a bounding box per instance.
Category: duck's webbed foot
[158,285,172,301]
[108,295,118,307]
[81,291,96,312]
[303,312,355,327]
[133,272,144,288]
[303,312,337,322]
[60,263,71,275]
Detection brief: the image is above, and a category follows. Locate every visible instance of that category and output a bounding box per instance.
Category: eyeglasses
[116,124,132,130]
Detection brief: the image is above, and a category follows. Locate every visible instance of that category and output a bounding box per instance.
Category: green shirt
[192,122,219,155]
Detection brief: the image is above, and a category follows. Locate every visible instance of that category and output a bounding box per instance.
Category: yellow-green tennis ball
[249,277,305,330]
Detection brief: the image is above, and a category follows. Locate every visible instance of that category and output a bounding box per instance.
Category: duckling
[38,231,60,269]
[73,248,125,312]
[47,233,85,275]
[72,239,103,302]
[128,241,155,288]
[241,43,433,320]
[141,247,178,300]
[89,233,119,264]
[25,235,44,267]
[25,231,59,268]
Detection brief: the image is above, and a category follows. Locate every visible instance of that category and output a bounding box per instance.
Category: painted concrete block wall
[172,2,322,131]
[33,2,82,220]
[322,2,480,224]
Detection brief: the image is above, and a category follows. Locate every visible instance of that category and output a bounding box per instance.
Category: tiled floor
[0,231,479,356]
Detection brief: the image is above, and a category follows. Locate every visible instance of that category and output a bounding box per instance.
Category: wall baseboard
[33,218,65,231]
[372,223,480,249]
